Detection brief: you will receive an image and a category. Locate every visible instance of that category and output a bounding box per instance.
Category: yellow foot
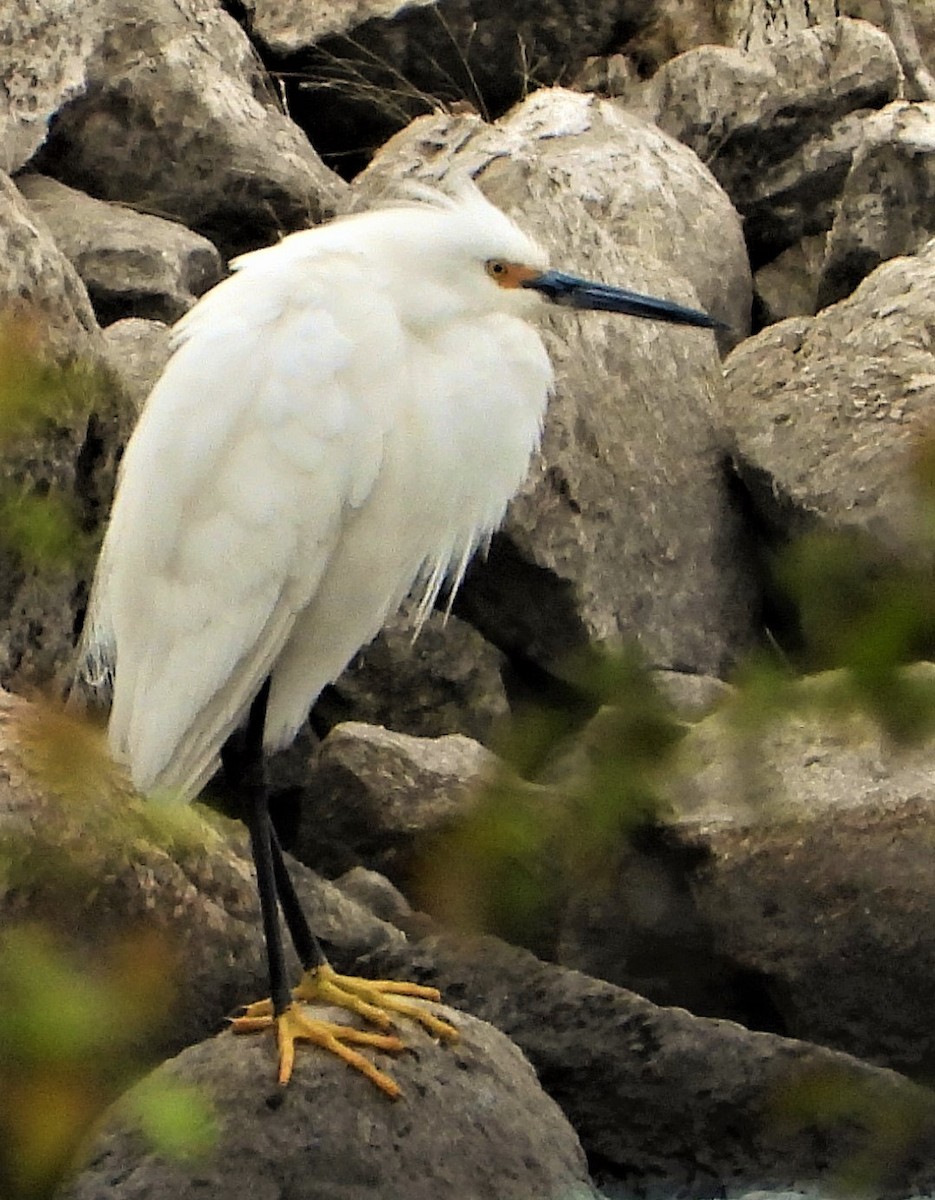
[231,1000,406,1097]
[242,963,460,1045]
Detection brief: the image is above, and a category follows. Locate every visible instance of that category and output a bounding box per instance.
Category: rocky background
[3,1,935,1198]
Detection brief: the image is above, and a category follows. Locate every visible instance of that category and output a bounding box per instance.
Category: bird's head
[353,181,726,334]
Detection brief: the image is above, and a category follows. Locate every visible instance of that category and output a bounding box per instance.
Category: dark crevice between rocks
[69,412,114,647]
[452,530,603,759]
[563,821,791,1037]
[88,289,180,328]
[73,412,108,531]
[225,2,649,180]
[721,453,824,661]
[223,15,480,179]
[453,530,591,669]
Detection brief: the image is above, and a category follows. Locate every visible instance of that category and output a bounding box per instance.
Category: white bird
[78,182,721,1096]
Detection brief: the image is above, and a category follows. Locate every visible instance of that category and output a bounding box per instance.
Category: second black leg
[270,825,328,972]
[224,678,291,1016]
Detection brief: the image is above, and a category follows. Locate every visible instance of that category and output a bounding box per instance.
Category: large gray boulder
[722,238,935,547]
[819,100,935,307]
[31,0,346,256]
[629,18,902,266]
[0,173,123,690]
[16,173,224,326]
[64,1010,601,1200]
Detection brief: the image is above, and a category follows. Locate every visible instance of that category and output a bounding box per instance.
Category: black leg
[270,827,328,972]
[224,679,291,1016]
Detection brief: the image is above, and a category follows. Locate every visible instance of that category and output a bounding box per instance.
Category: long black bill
[523,269,727,331]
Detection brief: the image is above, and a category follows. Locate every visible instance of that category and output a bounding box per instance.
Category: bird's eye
[486,260,539,289]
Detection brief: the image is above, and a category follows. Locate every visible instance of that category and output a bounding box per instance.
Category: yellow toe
[294,964,459,1043]
[231,1001,405,1096]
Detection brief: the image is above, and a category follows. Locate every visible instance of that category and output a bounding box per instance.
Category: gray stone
[651,669,733,719]
[842,0,935,99]
[334,865,414,926]
[726,0,842,50]
[33,0,347,257]
[0,171,102,360]
[668,675,935,1076]
[721,239,935,547]
[102,319,174,414]
[754,234,827,322]
[630,19,902,265]
[365,931,935,1198]
[16,173,224,325]
[559,668,935,1079]
[321,605,509,745]
[293,721,494,884]
[64,1010,601,1200]
[0,173,124,691]
[819,101,935,307]
[0,0,110,174]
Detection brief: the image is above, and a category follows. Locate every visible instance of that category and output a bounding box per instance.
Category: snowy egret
[78,183,722,1096]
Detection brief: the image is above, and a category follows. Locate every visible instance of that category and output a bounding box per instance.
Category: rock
[364,931,935,1198]
[16,173,224,325]
[0,172,126,691]
[630,19,902,266]
[64,1010,602,1200]
[721,240,935,547]
[754,234,827,322]
[292,721,494,884]
[672,667,935,827]
[235,0,660,172]
[651,668,732,719]
[726,0,841,50]
[0,0,110,174]
[33,0,347,257]
[334,865,414,926]
[670,673,935,1076]
[818,101,935,307]
[10,688,935,1198]
[685,793,935,1079]
[102,319,174,413]
[318,605,509,745]
[0,170,102,360]
[357,91,758,680]
[558,668,935,1080]
[842,0,935,100]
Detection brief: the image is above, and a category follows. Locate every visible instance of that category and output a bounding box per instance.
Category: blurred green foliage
[0,308,108,576]
[418,645,685,944]
[0,312,100,446]
[424,429,935,943]
[0,488,85,573]
[0,312,217,1198]
[771,1064,935,1197]
[0,701,219,1200]
[0,925,216,1200]
[418,429,935,1194]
